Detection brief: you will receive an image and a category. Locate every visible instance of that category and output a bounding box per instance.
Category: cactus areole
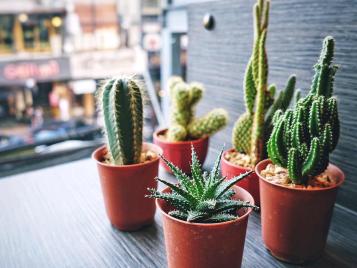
[231,0,297,166]
[97,77,144,165]
[267,36,340,185]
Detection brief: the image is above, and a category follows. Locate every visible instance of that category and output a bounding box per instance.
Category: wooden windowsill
[0,155,355,267]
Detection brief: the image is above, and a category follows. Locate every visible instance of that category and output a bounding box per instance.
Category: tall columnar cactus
[267,36,340,184]
[167,77,228,141]
[232,0,296,165]
[97,77,143,165]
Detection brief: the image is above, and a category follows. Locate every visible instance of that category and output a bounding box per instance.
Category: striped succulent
[232,0,297,165]
[97,77,143,165]
[147,146,258,223]
[267,36,340,184]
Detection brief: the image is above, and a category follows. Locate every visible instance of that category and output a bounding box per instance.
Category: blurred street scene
[0,0,165,176]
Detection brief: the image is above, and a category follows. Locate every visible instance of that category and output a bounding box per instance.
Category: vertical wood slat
[187,0,357,211]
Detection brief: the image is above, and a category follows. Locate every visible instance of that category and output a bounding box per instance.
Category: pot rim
[92,142,163,169]
[222,148,254,171]
[156,185,254,227]
[256,159,345,192]
[153,128,209,146]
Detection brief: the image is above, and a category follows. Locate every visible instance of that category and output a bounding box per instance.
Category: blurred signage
[0,58,71,85]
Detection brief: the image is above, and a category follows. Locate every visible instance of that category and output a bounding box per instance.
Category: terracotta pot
[157,185,254,268]
[256,159,345,264]
[92,143,162,231]
[221,148,260,205]
[153,128,209,174]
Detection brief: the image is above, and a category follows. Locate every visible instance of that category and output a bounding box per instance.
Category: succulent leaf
[169,210,188,220]
[191,145,205,196]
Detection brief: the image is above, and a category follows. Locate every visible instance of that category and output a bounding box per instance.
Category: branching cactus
[167,77,228,141]
[232,0,297,165]
[97,77,143,165]
[147,146,258,223]
[267,36,340,184]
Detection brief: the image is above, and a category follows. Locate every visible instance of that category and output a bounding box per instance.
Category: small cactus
[167,77,228,141]
[267,36,340,184]
[147,146,258,223]
[232,0,297,165]
[97,77,143,165]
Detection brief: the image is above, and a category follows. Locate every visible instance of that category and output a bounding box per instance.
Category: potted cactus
[92,77,162,231]
[154,77,228,174]
[255,36,345,263]
[147,146,257,268]
[221,0,296,205]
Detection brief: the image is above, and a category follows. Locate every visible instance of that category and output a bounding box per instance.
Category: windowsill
[0,155,355,267]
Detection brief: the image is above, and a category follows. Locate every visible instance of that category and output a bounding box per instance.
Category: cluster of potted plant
[91,0,345,266]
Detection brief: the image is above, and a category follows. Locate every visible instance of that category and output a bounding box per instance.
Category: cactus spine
[97,77,143,165]
[267,36,340,184]
[167,77,228,141]
[232,0,296,165]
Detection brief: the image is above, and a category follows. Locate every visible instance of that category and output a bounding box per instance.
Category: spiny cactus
[167,77,228,141]
[147,146,258,223]
[97,77,143,165]
[232,0,297,165]
[267,36,340,184]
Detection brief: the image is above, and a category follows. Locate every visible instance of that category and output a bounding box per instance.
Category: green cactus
[147,146,258,223]
[267,36,340,184]
[167,77,228,141]
[97,77,143,165]
[232,0,296,165]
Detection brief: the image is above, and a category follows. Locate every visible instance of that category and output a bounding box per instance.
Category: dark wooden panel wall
[187,0,357,211]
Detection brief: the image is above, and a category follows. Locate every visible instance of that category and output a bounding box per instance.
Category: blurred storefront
[0,57,71,121]
[0,0,138,125]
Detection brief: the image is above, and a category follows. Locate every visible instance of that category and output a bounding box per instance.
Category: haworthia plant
[167,77,228,141]
[232,0,297,165]
[147,146,258,223]
[97,77,143,165]
[267,36,340,184]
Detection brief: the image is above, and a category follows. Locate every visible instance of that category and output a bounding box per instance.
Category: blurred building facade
[0,0,139,124]
[141,0,161,91]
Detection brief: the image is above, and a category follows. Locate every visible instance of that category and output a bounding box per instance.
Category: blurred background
[0,0,188,176]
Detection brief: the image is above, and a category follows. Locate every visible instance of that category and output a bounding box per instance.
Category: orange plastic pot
[157,185,254,268]
[153,128,209,174]
[256,159,345,264]
[221,148,260,205]
[92,143,162,231]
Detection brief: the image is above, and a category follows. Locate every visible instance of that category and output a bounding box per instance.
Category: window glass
[0,15,14,53]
